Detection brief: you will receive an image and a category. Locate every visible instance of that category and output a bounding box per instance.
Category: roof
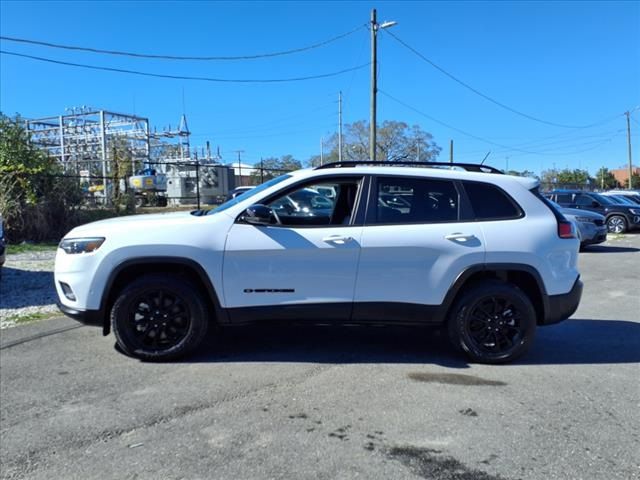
[297,164,539,190]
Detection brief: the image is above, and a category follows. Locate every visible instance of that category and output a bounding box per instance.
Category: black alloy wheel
[111,274,209,361]
[127,289,191,351]
[448,281,536,364]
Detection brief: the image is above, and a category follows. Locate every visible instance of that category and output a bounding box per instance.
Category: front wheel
[447,281,537,364]
[111,274,209,361]
[606,215,627,234]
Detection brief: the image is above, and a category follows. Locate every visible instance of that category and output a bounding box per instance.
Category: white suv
[55,162,583,364]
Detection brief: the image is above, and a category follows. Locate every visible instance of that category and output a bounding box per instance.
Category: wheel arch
[442,264,548,325]
[100,257,227,335]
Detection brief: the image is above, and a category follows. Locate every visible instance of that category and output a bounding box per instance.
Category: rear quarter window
[463,181,523,220]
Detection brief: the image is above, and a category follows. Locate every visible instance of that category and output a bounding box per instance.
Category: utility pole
[370,8,377,162]
[625,111,633,189]
[260,157,264,183]
[416,143,420,162]
[233,150,244,186]
[338,91,343,162]
[369,9,397,162]
[320,136,324,166]
[449,140,454,163]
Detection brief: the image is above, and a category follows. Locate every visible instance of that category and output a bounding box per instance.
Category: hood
[66,211,198,237]
[561,208,605,220]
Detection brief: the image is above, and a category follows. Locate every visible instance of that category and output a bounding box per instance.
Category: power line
[379,89,540,155]
[457,128,624,157]
[380,89,624,157]
[0,26,366,61]
[0,49,369,83]
[383,29,621,130]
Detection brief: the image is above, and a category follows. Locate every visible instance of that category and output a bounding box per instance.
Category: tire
[111,274,209,361]
[447,280,537,364]
[606,215,627,234]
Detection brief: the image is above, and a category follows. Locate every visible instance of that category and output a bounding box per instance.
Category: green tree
[626,172,640,189]
[110,141,136,214]
[308,120,441,167]
[594,167,620,189]
[0,113,58,203]
[0,113,83,241]
[541,168,594,187]
[252,155,302,183]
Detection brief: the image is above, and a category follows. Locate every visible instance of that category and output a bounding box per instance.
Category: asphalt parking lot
[1,235,639,480]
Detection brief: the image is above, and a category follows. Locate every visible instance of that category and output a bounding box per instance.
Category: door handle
[323,235,353,245]
[445,233,477,242]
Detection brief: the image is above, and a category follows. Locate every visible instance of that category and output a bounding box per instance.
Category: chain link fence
[0,162,297,243]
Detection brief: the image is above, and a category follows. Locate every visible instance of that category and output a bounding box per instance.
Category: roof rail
[314,160,503,174]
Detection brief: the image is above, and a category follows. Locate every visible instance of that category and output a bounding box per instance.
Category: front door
[223,176,366,322]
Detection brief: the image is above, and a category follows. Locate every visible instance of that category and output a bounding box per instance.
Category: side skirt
[227,302,446,326]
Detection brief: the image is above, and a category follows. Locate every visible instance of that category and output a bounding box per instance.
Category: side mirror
[242,204,274,225]
[591,201,600,208]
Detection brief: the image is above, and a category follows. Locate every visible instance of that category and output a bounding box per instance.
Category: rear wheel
[606,215,627,234]
[111,274,209,361]
[448,281,536,364]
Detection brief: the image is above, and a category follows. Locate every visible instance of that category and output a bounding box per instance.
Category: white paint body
[55,166,580,315]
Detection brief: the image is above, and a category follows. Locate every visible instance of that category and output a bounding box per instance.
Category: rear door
[352,175,485,322]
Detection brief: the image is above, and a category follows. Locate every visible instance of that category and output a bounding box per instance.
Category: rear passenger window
[555,194,572,204]
[375,177,459,224]
[463,182,522,220]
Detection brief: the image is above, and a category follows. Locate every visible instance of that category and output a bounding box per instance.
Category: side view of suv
[545,189,640,234]
[55,162,582,364]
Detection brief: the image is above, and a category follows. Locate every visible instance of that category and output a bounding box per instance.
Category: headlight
[630,209,640,215]
[59,237,105,254]
[574,216,594,223]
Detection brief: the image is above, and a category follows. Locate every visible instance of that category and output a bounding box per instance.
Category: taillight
[558,221,575,239]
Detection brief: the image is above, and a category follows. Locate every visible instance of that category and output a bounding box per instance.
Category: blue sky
[1,0,639,175]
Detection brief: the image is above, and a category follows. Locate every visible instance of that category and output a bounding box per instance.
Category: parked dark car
[601,191,640,205]
[545,190,640,234]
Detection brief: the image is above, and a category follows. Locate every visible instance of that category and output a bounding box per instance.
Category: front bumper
[542,276,583,325]
[57,301,104,328]
[581,226,607,246]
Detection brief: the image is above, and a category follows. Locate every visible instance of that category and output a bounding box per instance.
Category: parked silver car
[551,201,607,248]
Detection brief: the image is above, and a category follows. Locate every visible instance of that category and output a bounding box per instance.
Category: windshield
[609,195,634,205]
[591,193,614,205]
[206,174,292,215]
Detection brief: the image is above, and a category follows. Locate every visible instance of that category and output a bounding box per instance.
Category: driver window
[266,179,360,227]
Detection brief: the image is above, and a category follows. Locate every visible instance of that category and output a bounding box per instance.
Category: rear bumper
[57,301,104,328]
[542,277,583,325]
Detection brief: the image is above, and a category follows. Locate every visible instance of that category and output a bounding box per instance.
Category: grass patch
[6,242,58,255]
[5,311,59,325]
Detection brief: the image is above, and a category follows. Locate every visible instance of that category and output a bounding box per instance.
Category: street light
[370,9,397,162]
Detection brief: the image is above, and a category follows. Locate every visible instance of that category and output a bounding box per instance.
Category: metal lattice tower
[26,107,151,187]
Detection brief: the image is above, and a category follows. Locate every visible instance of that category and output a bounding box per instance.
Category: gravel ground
[0,250,58,329]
